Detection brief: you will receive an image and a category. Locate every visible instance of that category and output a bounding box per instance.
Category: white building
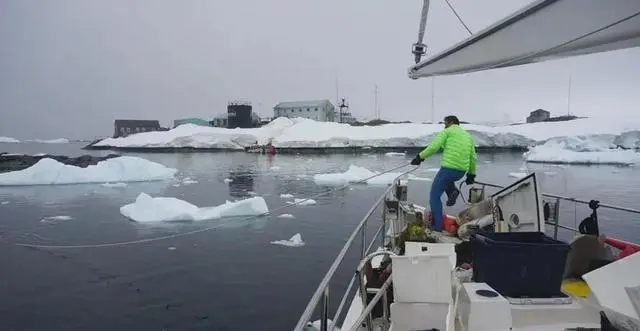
[273,100,336,122]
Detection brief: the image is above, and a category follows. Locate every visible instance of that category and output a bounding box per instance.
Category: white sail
[409,0,640,79]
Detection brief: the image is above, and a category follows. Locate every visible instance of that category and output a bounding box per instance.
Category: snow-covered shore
[89,117,640,164]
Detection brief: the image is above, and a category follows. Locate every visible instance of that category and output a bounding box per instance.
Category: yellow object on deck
[562,279,591,298]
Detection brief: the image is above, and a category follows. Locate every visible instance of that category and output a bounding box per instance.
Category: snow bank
[313,165,407,185]
[120,193,269,222]
[91,117,640,150]
[0,156,177,186]
[270,233,305,247]
[0,136,20,143]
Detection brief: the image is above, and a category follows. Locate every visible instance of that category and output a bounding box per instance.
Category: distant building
[173,118,211,128]
[113,120,161,138]
[210,114,228,128]
[336,98,356,124]
[228,101,254,128]
[526,109,551,123]
[273,99,336,122]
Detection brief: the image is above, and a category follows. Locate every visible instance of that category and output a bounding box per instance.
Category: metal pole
[357,270,374,331]
[321,287,329,331]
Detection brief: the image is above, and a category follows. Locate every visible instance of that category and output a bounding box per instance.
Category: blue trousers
[430,167,466,231]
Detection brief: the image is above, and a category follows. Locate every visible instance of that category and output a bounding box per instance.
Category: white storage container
[404,242,456,269]
[458,283,511,331]
[391,247,453,303]
[390,302,450,331]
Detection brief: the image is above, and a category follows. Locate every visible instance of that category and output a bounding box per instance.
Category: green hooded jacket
[418,124,477,174]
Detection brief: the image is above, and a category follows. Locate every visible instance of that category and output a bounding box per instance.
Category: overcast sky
[1,0,639,140]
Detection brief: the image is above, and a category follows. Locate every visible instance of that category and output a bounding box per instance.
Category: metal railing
[294,177,640,331]
[292,182,396,331]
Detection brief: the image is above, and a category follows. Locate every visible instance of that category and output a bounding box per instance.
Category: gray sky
[1,0,639,140]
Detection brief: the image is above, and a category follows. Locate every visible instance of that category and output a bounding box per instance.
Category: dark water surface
[1,143,639,330]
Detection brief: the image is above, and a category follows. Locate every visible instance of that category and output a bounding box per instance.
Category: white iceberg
[28,138,70,144]
[385,152,406,157]
[270,233,305,247]
[313,165,405,185]
[223,178,233,183]
[0,156,177,186]
[280,193,294,199]
[182,178,198,185]
[0,201,9,205]
[270,166,281,170]
[0,136,20,143]
[120,193,269,222]
[277,213,295,219]
[524,138,640,165]
[101,182,128,188]
[508,172,527,179]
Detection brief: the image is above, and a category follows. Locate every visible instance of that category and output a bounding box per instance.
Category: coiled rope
[14,163,418,249]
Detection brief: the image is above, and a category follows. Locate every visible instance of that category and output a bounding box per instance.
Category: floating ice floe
[120,193,269,223]
[270,166,281,171]
[385,152,406,157]
[41,215,74,223]
[182,178,198,185]
[270,233,305,247]
[28,138,70,144]
[280,193,294,199]
[524,141,640,165]
[313,165,425,185]
[288,198,317,206]
[101,182,128,188]
[508,172,527,179]
[0,156,177,186]
[1,201,9,205]
[0,136,20,143]
[223,178,233,183]
[277,214,295,219]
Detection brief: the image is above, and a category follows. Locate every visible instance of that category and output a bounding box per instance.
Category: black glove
[410,155,423,166]
[465,174,476,185]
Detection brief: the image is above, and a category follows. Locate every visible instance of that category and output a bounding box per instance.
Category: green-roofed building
[273,99,336,122]
[173,118,212,128]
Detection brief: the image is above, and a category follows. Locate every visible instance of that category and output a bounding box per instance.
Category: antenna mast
[374,84,379,119]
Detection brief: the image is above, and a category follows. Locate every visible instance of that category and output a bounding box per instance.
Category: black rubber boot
[446,187,460,206]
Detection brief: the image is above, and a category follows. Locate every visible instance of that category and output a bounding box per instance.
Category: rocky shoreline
[0,153,121,173]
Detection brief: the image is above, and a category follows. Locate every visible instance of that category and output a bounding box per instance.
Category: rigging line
[443,0,472,36]
[14,163,418,249]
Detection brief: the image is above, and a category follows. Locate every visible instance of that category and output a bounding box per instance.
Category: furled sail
[408,0,640,79]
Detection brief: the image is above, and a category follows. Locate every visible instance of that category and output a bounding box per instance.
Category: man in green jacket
[410,115,477,231]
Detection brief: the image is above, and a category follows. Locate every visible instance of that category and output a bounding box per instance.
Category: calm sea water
[1,142,639,331]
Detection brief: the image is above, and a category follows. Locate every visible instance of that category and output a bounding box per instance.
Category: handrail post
[356,270,374,331]
[321,287,329,331]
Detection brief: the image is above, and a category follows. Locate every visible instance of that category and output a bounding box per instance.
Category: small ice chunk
[385,152,405,157]
[248,191,258,196]
[168,246,177,251]
[223,178,233,183]
[182,178,198,185]
[612,169,621,174]
[313,165,405,185]
[280,193,294,199]
[270,166,281,170]
[270,233,305,247]
[508,172,527,179]
[277,213,295,219]
[519,166,528,171]
[120,193,269,222]
[172,184,181,187]
[543,171,557,176]
[289,198,316,206]
[41,215,73,223]
[0,201,9,205]
[101,182,128,188]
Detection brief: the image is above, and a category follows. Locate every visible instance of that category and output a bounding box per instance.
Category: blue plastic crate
[471,232,570,298]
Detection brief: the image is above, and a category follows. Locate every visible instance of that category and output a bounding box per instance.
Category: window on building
[307,108,310,111]
[315,108,318,111]
[299,109,302,112]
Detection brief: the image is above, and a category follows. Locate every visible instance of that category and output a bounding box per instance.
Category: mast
[567,75,572,116]
[374,84,379,119]
[431,78,436,123]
